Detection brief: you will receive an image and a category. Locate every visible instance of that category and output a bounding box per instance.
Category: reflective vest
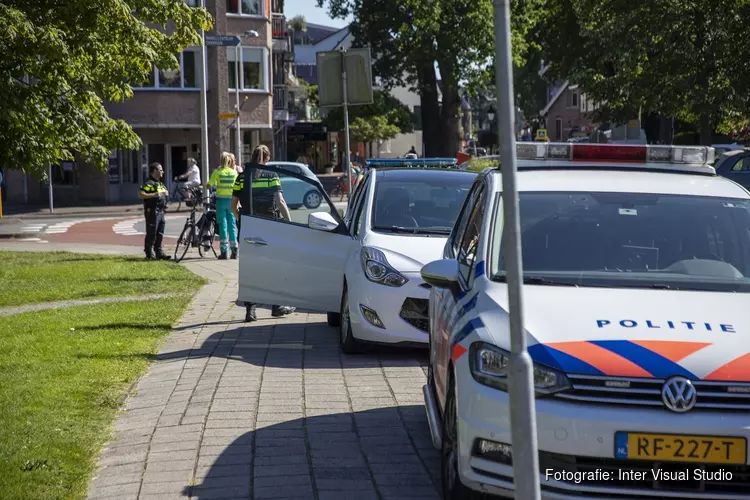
[209,167,238,198]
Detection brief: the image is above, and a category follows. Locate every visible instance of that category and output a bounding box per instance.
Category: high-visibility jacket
[208,167,238,198]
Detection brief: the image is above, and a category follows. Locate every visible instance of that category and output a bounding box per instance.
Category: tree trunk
[417,63,441,157]
[440,82,461,158]
[699,112,712,146]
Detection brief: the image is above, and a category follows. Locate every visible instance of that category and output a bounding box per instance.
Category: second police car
[421,143,750,499]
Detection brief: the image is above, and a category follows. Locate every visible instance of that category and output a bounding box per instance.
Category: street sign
[317,48,374,107]
[205,35,241,47]
[218,112,236,120]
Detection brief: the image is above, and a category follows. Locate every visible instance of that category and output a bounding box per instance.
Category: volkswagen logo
[661,376,697,413]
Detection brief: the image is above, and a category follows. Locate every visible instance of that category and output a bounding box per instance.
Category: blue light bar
[365,157,458,168]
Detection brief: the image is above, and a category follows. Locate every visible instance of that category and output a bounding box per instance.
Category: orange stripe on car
[546,341,652,378]
[452,344,468,362]
[704,352,750,381]
[630,340,711,363]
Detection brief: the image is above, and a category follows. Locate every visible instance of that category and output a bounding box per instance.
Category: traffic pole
[492,0,541,498]
[48,165,54,213]
[199,0,210,199]
[341,48,352,201]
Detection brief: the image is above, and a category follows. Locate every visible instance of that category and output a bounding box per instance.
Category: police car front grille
[555,375,750,411]
[539,451,750,495]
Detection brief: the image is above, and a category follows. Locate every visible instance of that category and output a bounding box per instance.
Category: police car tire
[442,378,485,500]
[327,312,341,327]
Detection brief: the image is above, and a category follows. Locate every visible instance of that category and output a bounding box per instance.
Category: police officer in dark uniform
[231,145,295,322]
[139,162,171,260]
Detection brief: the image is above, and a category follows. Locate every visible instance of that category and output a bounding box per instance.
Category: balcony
[272,14,287,39]
[273,84,288,110]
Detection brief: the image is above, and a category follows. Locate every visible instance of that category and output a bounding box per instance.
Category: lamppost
[235,30,259,166]
[487,106,496,154]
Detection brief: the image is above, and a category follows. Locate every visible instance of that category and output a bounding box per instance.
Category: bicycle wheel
[173,224,192,262]
[198,218,217,258]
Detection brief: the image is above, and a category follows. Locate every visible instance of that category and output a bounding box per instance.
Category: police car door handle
[244,237,268,246]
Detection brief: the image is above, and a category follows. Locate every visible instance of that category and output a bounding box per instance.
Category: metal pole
[199,0,209,197]
[341,49,352,200]
[235,43,242,166]
[48,165,54,213]
[492,1,541,499]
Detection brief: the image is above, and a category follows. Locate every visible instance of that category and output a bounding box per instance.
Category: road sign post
[317,48,373,200]
[492,0,541,498]
[199,0,210,198]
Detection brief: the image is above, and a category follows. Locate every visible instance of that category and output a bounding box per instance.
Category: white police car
[420,142,750,499]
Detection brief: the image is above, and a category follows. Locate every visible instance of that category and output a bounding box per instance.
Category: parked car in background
[264,161,322,209]
[714,149,750,191]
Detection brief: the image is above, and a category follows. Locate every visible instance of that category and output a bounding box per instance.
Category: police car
[420,142,750,499]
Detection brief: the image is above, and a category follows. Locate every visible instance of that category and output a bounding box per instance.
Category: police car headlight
[469,342,570,396]
[361,247,408,287]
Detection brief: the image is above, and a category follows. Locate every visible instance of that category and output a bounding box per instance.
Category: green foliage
[348,115,400,143]
[0,0,212,178]
[541,0,750,144]
[462,157,499,172]
[322,88,415,134]
[288,15,307,32]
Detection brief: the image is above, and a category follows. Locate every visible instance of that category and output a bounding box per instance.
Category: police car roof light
[514,142,716,174]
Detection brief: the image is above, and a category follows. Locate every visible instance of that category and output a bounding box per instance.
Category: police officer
[231,145,295,322]
[139,162,171,260]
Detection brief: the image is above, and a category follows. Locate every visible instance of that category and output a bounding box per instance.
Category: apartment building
[4,0,292,206]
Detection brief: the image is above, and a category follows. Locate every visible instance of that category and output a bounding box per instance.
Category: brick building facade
[4,0,289,206]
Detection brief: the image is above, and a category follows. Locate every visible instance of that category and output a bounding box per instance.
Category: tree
[348,115,400,145]
[321,88,415,135]
[316,0,546,157]
[288,15,307,32]
[0,1,212,177]
[541,0,750,145]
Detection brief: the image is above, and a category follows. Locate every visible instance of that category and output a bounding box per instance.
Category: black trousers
[144,207,166,255]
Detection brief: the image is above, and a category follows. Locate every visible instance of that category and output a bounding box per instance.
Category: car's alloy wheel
[339,286,362,354]
[303,190,322,209]
[442,379,483,499]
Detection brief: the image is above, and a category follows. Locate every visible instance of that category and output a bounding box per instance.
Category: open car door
[237,164,355,312]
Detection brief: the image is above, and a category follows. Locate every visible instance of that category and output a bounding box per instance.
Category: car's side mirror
[308,212,339,231]
[421,259,461,295]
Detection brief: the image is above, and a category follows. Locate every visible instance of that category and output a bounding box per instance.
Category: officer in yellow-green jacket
[139,162,171,260]
[207,152,239,260]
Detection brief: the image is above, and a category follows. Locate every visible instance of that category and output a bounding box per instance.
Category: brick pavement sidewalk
[87,258,440,500]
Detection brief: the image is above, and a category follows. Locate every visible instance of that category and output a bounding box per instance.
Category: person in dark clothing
[139,162,171,260]
[231,145,295,322]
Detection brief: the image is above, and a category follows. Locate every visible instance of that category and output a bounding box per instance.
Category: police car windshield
[491,192,750,292]
[371,173,474,235]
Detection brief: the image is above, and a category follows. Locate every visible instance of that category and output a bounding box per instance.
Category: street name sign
[205,35,241,47]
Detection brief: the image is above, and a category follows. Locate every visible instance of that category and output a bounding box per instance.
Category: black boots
[244,303,295,322]
[230,249,238,260]
[218,252,228,260]
[245,304,257,322]
[272,305,296,317]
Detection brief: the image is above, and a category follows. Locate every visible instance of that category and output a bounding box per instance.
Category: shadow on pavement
[184,406,441,500]
[155,321,428,369]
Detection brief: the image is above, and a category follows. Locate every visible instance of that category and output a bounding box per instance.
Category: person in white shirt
[174,157,201,200]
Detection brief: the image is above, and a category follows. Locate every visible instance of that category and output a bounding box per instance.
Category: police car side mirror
[421,259,460,295]
[308,212,339,232]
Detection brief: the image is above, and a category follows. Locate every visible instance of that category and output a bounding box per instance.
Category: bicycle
[330,174,356,201]
[168,180,197,212]
[173,188,216,262]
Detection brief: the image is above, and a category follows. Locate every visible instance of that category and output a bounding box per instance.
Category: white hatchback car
[236,164,476,353]
[421,143,750,499]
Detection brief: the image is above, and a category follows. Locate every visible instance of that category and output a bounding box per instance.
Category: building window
[228,47,268,91]
[230,129,261,166]
[186,0,199,6]
[51,161,76,185]
[135,49,200,90]
[571,92,578,107]
[227,0,262,16]
[555,117,563,141]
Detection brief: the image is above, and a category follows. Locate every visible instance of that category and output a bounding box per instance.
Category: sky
[284,0,352,28]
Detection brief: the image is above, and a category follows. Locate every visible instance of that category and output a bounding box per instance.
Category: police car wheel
[442,377,484,499]
[339,285,363,354]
